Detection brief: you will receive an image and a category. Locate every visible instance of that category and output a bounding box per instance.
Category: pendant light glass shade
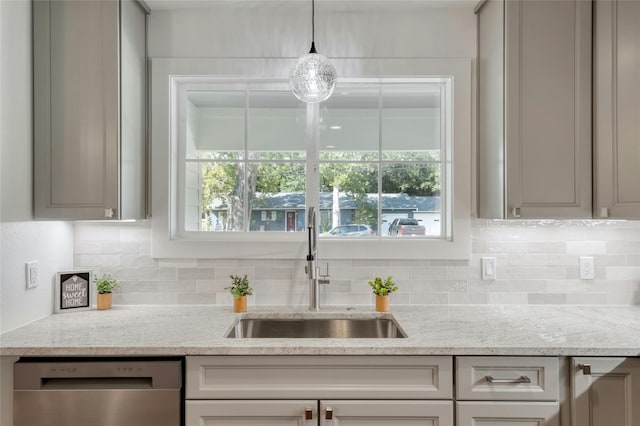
[290,49,337,103]
[289,0,336,103]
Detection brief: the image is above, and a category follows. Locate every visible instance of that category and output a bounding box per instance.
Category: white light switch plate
[481,257,496,280]
[26,261,39,289]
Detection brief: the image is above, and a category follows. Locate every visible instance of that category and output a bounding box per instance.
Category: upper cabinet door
[33,0,147,220]
[594,0,640,219]
[477,0,592,219]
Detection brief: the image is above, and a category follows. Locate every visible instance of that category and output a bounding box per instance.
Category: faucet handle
[319,263,330,285]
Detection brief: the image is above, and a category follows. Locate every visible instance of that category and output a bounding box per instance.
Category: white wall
[147,3,477,58]
[0,0,74,333]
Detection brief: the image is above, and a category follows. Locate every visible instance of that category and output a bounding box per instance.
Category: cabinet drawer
[187,355,452,400]
[319,400,453,426]
[456,357,559,401]
[457,401,560,426]
[186,400,317,426]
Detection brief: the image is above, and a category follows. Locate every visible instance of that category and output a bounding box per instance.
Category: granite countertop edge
[1,305,639,357]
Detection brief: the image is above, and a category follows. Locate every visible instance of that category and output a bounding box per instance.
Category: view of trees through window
[183,82,445,238]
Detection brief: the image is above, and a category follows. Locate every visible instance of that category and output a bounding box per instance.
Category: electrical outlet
[481,257,497,280]
[579,256,594,280]
[26,261,39,289]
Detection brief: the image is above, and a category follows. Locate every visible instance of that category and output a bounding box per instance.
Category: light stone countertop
[1,305,639,357]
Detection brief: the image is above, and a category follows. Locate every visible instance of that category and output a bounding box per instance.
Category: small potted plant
[226,274,253,313]
[94,274,119,310]
[368,276,398,312]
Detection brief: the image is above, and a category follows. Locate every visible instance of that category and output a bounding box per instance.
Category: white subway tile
[606,266,640,280]
[75,254,121,268]
[410,292,449,305]
[527,241,566,254]
[136,266,177,281]
[467,280,509,293]
[159,259,198,268]
[74,223,121,241]
[508,279,547,292]
[508,254,548,266]
[101,241,139,255]
[449,293,488,304]
[429,280,467,293]
[566,241,607,255]
[117,281,158,293]
[528,293,567,305]
[487,293,527,304]
[74,241,102,255]
[566,293,609,305]
[121,254,157,267]
[607,241,640,254]
[488,241,528,254]
[158,280,197,293]
[321,292,371,306]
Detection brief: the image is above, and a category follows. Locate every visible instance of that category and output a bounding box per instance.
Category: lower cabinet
[185,355,454,426]
[186,400,454,426]
[456,357,561,426]
[186,400,317,426]
[184,355,640,426]
[457,402,560,426]
[572,357,640,426]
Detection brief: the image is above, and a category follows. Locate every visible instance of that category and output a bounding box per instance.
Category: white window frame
[151,58,471,259]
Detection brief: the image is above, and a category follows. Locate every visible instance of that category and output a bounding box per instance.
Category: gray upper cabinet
[34,0,148,220]
[594,0,640,219]
[477,0,592,219]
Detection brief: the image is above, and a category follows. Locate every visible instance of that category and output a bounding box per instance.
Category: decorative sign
[54,271,92,313]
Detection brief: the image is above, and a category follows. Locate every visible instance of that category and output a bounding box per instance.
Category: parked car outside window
[388,218,426,237]
[322,224,376,237]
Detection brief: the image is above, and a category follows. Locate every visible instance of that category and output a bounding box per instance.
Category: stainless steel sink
[225,314,407,339]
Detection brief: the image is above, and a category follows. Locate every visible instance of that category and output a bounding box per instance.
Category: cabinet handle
[511,207,521,218]
[304,409,313,420]
[579,363,592,375]
[485,375,531,384]
[325,407,333,420]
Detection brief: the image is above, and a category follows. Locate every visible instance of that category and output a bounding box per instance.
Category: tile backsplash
[74,219,640,306]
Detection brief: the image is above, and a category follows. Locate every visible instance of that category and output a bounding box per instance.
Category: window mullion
[440,84,448,238]
[378,86,383,238]
[244,89,250,232]
[305,102,320,227]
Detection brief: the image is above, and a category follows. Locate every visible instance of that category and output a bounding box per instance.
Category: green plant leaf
[226,274,254,297]
[368,276,398,296]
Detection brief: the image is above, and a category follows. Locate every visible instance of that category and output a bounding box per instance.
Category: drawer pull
[579,363,592,375]
[485,375,531,384]
[304,409,313,420]
[325,407,333,420]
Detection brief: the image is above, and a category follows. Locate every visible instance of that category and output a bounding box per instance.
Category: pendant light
[289,0,337,103]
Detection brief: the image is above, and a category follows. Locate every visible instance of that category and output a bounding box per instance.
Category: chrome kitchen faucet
[306,206,330,311]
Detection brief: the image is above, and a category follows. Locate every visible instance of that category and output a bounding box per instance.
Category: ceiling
[143,0,477,12]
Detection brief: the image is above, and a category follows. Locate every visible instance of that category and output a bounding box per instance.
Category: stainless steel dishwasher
[14,358,182,426]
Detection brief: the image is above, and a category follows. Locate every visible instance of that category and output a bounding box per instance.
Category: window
[151,59,471,259]
[318,84,448,239]
[180,89,306,233]
[178,81,449,239]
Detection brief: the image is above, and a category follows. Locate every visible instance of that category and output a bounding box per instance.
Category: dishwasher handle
[15,360,182,390]
[41,377,154,390]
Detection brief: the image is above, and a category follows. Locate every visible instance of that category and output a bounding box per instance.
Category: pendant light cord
[309,0,317,53]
